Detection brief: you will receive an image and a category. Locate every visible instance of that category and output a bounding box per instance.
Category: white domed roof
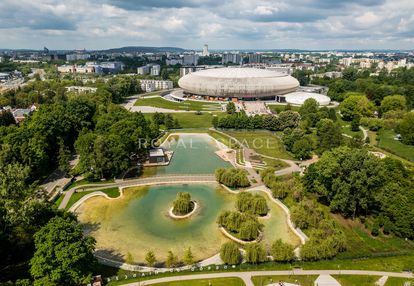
[284,91,331,106]
[178,67,299,98]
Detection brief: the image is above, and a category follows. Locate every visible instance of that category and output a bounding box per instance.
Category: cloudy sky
[1,0,413,50]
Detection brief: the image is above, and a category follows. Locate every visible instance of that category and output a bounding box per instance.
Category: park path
[58,174,215,209]
[120,270,413,286]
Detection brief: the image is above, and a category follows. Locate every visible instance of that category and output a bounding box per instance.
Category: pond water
[76,134,300,264]
[156,133,231,174]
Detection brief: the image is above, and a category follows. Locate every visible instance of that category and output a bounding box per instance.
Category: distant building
[137,65,151,75]
[182,54,199,66]
[166,57,184,66]
[140,79,173,92]
[100,61,124,74]
[151,64,161,76]
[0,56,3,63]
[137,64,161,76]
[66,53,90,61]
[222,53,242,65]
[247,53,262,63]
[65,86,97,93]
[202,44,210,57]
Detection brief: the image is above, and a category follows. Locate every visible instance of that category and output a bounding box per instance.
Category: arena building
[178,67,299,100]
[283,91,331,106]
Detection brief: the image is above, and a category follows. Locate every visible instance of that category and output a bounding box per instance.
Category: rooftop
[191,67,286,79]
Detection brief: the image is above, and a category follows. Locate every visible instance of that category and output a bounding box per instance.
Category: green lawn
[134,96,222,111]
[65,187,120,210]
[252,275,317,286]
[384,277,414,286]
[267,104,301,113]
[208,130,241,149]
[377,129,414,162]
[223,130,294,160]
[260,156,289,170]
[151,278,245,286]
[332,275,380,286]
[144,112,226,129]
[337,116,363,137]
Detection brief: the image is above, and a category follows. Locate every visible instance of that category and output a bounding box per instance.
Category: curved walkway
[58,174,216,209]
[120,270,413,286]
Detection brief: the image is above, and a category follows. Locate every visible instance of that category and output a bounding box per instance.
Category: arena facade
[178,67,299,100]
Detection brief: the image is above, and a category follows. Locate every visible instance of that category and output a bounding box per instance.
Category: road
[58,174,216,209]
[120,269,413,286]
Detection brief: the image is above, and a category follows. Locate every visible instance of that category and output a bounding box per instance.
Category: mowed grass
[151,278,246,286]
[65,187,121,210]
[332,275,380,286]
[384,277,414,286]
[134,96,222,111]
[252,275,317,286]
[337,116,363,137]
[377,129,414,162]
[267,104,301,113]
[144,112,226,128]
[223,130,294,160]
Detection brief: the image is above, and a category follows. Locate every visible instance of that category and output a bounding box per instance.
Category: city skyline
[1,0,414,50]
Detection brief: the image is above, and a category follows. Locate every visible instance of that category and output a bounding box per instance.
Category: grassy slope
[64,187,120,210]
[134,96,222,111]
[150,278,245,286]
[223,130,294,160]
[332,275,380,286]
[252,275,317,286]
[377,129,414,162]
[144,112,226,129]
[384,277,414,286]
[332,214,414,259]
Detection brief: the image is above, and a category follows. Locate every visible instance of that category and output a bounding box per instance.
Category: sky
[0,0,414,50]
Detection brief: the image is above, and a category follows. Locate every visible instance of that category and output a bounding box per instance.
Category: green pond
[157,133,231,174]
[76,134,300,263]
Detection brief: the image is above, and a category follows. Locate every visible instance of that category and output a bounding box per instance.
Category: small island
[169,192,198,219]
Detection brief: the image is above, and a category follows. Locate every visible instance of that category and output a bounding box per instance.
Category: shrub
[236,192,268,216]
[271,239,295,262]
[245,243,267,264]
[220,242,241,264]
[215,168,250,188]
[172,192,193,215]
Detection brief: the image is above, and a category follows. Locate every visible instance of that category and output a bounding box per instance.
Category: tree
[164,114,175,129]
[340,94,375,121]
[57,138,70,174]
[271,239,295,262]
[303,147,386,218]
[244,243,267,264]
[0,110,15,126]
[380,95,406,115]
[215,168,250,188]
[220,242,241,264]
[396,112,414,145]
[165,251,178,268]
[30,216,96,286]
[291,136,313,160]
[172,192,193,215]
[299,98,319,126]
[226,102,236,114]
[316,119,342,153]
[145,250,156,267]
[183,247,194,265]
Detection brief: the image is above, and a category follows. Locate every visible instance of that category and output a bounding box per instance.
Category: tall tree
[30,216,96,286]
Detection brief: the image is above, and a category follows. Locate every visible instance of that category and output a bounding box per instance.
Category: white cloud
[0,0,413,50]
